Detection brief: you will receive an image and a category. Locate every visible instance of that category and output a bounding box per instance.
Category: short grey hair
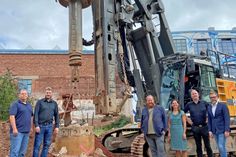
[18,89,28,94]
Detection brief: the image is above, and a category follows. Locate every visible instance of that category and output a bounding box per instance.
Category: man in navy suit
[208,90,230,157]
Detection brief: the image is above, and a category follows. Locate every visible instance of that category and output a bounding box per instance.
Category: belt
[39,121,52,126]
[193,123,207,127]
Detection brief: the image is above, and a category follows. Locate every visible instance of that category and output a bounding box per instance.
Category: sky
[0,0,236,50]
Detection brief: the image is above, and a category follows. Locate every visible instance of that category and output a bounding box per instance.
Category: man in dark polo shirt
[9,89,33,157]
[184,89,213,157]
[33,87,59,157]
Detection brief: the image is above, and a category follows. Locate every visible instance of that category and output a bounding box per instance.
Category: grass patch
[94,115,130,136]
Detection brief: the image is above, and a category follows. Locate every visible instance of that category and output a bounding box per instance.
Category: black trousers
[192,125,213,157]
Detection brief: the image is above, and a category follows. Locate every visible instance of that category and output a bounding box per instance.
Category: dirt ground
[0,119,123,157]
[0,121,35,157]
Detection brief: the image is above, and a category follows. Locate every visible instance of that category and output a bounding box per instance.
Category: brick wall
[0,53,125,100]
[0,54,95,99]
[0,54,94,77]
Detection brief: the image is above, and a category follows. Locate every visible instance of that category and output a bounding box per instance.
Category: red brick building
[0,49,96,100]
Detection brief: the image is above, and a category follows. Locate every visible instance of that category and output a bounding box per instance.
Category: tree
[0,70,18,121]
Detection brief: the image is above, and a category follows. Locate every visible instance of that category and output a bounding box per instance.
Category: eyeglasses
[210,96,217,99]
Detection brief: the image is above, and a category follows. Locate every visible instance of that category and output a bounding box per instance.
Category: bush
[0,70,18,121]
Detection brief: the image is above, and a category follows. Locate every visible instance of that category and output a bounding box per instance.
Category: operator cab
[159,54,217,110]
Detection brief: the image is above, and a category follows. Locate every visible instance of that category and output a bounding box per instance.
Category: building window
[218,38,236,55]
[193,39,212,55]
[173,39,187,53]
[18,79,32,94]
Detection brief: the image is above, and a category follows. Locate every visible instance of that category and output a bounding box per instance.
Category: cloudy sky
[0,0,235,50]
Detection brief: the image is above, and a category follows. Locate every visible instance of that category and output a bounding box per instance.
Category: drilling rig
[56,0,236,156]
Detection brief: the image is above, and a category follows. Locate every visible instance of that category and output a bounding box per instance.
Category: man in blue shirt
[9,89,33,157]
[141,95,167,157]
[208,90,230,157]
[33,87,59,157]
[184,89,213,157]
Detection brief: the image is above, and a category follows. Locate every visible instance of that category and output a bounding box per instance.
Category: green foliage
[94,115,131,136]
[0,70,18,121]
[28,96,36,108]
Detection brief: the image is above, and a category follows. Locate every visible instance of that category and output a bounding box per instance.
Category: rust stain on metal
[54,126,95,156]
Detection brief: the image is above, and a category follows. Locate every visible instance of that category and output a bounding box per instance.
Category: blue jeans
[33,124,53,157]
[10,132,30,157]
[214,133,227,157]
[145,134,166,157]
